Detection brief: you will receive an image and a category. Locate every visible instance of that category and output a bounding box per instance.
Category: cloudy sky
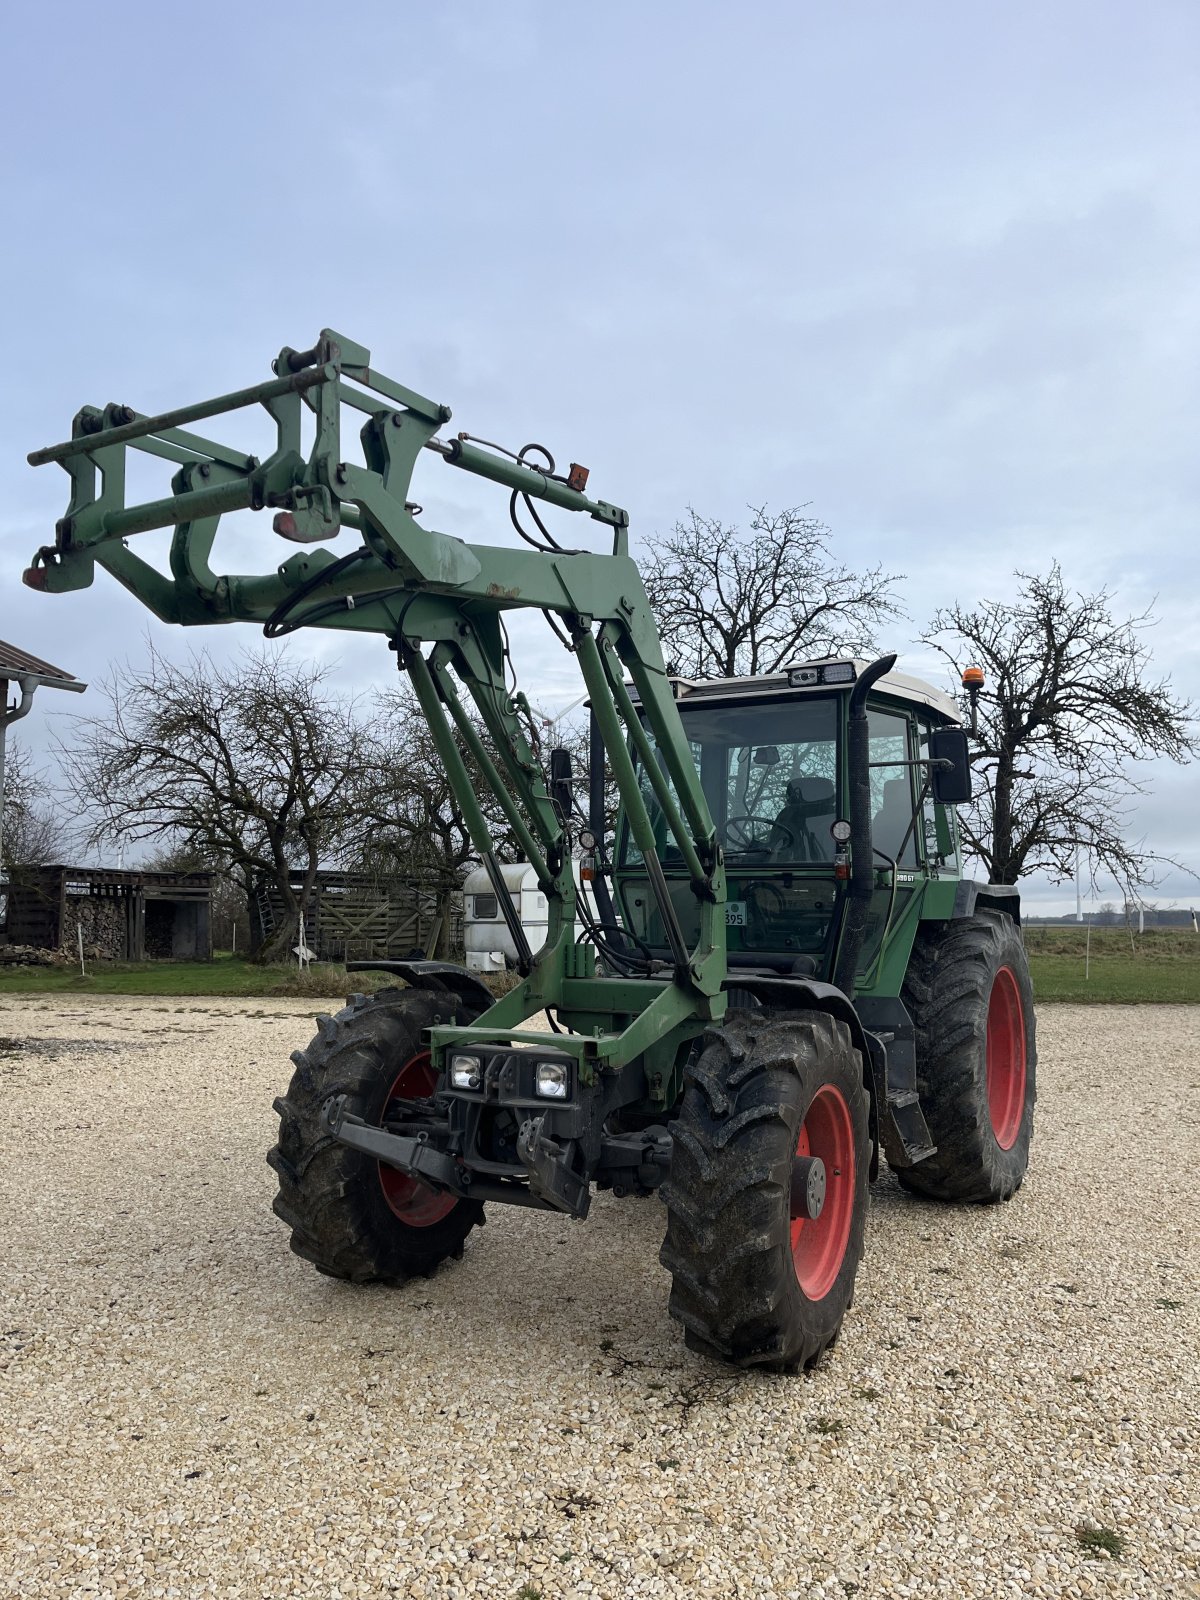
[2,1,1196,912]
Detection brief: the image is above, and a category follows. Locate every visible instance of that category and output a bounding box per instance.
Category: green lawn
[0,953,392,999]
[2,929,1196,1003]
[1023,926,1200,1003]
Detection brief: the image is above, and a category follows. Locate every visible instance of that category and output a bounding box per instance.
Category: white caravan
[463,861,601,973]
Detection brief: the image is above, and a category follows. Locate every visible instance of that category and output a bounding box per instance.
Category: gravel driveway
[2,997,1196,1599]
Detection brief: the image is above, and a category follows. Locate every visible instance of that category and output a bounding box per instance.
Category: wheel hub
[378,1049,459,1227]
[986,965,1027,1150]
[790,1155,827,1222]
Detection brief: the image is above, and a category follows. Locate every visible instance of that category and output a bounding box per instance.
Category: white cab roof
[666,657,962,723]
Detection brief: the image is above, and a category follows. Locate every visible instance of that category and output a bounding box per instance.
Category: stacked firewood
[0,944,72,966]
[59,899,126,960]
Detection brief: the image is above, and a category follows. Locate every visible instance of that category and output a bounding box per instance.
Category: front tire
[267,988,483,1281]
[660,1010,870,1372]
[898,910,1037,1203]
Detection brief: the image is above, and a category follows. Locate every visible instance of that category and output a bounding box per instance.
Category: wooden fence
[252,870,464,963]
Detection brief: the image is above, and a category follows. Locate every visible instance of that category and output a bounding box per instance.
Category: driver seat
[872,778,915,861]
[770,777,835,861]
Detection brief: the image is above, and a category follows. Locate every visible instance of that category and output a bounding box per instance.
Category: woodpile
[0,944,74,967]
[59,897,126,961]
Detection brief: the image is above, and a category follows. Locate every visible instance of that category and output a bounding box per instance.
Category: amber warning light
[962,665,984,735]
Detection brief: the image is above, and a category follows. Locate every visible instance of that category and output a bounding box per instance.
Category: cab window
[620,697,840,867]
[867,708,918,867]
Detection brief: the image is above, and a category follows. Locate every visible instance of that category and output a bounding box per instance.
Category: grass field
[1022,925,1200,1003]
[2,927,1197,1003]
[0,953,395,999]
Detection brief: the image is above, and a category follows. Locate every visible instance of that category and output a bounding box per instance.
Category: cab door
[857,704,920,982]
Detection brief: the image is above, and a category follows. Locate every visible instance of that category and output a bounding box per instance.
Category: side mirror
[549,746,573,818]
[929,726,972,803]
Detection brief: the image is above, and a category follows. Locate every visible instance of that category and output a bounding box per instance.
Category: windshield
[620,696,840,867]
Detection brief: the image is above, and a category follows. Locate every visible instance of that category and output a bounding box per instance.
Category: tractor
[25,330,1036,1370]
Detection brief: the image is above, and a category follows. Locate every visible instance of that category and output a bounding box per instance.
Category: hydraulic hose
[587,708,629,955]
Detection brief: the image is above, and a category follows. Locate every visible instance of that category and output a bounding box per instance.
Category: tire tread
[898,910,1037,1203]
[267,988,483,1282]
[659,1009,870,1372]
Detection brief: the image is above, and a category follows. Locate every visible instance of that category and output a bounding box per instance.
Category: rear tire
[267,988,484,1281]
[660,1009,870,1372]
[898,910,1036,1203]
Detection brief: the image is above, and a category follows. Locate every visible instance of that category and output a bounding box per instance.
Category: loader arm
[25,329,727,1083]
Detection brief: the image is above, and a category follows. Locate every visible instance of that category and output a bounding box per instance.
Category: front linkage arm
[26,329,728,1084]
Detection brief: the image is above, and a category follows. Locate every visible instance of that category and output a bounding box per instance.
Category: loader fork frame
[26,329,727,1088]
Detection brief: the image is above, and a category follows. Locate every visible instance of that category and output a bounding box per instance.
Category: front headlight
[535,1060,570,1100]
[449,1053,483,1091]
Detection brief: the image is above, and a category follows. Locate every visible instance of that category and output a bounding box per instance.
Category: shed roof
[0,639,84,688]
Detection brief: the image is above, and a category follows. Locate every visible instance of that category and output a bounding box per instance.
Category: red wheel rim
[377,1050,457,1227]
[986,966,1027,1150]
[790,1084,856,1300]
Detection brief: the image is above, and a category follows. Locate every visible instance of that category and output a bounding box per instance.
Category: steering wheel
[726,813,795,849]
[746,879,788,916]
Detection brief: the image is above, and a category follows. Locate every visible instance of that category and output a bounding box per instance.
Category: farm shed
[252,870,464,963]
[0,640,86,895]
[2,865,213,960]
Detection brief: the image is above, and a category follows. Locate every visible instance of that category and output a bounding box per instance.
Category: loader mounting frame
[26,328,728,1095]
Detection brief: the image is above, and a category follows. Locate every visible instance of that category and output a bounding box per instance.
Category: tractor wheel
[659,1009,870,1372]
[267,988,483,1282]
[897,909,1037,1203]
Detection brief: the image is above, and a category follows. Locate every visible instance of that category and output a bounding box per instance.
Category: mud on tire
[898,909,1037,1203]
[267,988,483,1282]
[659,1009,870,1372]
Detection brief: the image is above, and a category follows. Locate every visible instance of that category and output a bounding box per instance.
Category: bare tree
[58,645,375,963]
[337,683,576,957]
[357,685,526,877]
[642,505,900,679]
[924,565,1196,893]
[1,743,57,874]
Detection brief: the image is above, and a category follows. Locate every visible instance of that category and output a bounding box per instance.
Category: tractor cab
[611,657,968,997]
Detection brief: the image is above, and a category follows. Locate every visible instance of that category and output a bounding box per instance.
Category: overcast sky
[2,1,1196,912]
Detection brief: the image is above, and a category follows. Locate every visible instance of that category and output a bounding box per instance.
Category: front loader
[25,331,1036,1370]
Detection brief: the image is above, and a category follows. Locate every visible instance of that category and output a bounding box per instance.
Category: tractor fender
[722,975,875,1086]
[952,878,1021,926]
[722,974,883,1178]
[344,958,495,1012]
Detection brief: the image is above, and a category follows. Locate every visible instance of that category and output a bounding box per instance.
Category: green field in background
[0,954,394,999]
[1023,925,1200,1003]
[1,928,1196,1003]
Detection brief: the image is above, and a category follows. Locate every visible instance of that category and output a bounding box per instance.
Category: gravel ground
[1,996,1197,1600]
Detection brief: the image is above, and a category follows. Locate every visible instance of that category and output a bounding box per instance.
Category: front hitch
[321,1095,466,1193]
[320,1094,571,1214]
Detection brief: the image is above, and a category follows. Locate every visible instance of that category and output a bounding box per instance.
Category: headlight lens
[449,1053,482,1091]
[535,1060,570,1100]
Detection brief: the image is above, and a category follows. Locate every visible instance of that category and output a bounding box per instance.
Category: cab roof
[661,656,962,723]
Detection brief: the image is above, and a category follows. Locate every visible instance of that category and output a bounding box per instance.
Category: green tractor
[26,331,1036,1370]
